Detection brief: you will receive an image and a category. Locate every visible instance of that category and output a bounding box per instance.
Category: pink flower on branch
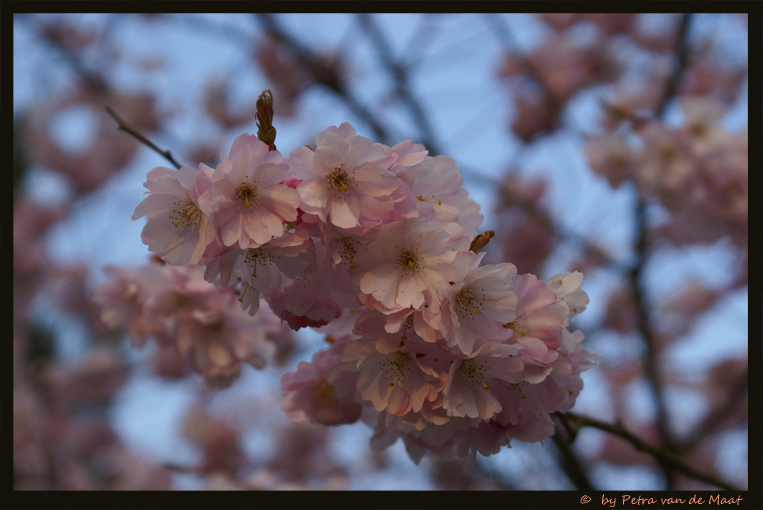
[295,124,398,229]
[209,134,301,249]
[132,166,215,266]
[357,218,457,312]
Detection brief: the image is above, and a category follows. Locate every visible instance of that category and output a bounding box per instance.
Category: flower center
[310,380,336,408]
[503,314,527,336]
[338,236,357,269]
[242,248,274,278]
[461,359,490,390]
[456,288,482,316]
[236,182,260,209]
[397,251,419,275]
[326,168,352,195]
[169,202,203,234]
[384,352,409,387]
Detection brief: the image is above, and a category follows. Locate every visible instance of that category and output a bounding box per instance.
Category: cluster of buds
[123,92,597,459]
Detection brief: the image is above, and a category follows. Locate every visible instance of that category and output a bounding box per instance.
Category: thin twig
[557,412,740,491]
[104,107,182,169]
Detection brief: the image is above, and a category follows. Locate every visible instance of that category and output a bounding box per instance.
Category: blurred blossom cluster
[13,12,747,492]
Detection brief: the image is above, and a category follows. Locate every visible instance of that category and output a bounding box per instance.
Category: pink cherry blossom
[175,300,276,390]
[209,134,301,249]
[436,251,518,354]
[281,337,363,426]
[443,342,524,421]
[132,166,215,266]
[357,218,456,311]
[546,271,590,317]
[295,127,398,229]
[341,336,444,417]
[505,273,568,350]
[267,278,341,330]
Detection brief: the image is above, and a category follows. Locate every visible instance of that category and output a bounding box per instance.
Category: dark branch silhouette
[105,107,183,170]
[557,411,740,491]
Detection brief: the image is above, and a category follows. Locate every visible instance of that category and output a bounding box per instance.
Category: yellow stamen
[398,252,418,274]
[416,195,441,205]
[389,364,399,387]
[463,360,490,390]
[457,289,482,315]
[504,322,526,337]
[238,283,250,302]
[474,372,490,390]
[401,316,413,341]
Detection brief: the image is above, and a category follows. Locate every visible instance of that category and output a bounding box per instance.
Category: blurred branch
[483,15,558,105]
[483,13,585,140]
[629,15,693,484]
[557,411,740,491]
[26,15,110,94]
[27,16,182,171]
[357,13,440,154]
[254,13,389,143]
[551,429,595,491]
[675,369,748,454]
[105,107,183,169]
[655,14,693,118]
[162,463,206,475]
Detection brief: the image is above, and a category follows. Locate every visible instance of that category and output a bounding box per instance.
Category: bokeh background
[13,13,748,490]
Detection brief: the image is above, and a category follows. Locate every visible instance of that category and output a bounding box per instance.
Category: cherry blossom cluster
[585,95,748,248]
[93,262,288,390]
[127,122,598,459]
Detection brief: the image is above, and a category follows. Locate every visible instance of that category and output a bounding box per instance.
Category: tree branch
[675,369,748,454]
[104,107,183,170]
[162,463,206,475]
[556,411,740,491]
[551,427,596,491]
[356,13,440,154]
[628,15,693,487]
